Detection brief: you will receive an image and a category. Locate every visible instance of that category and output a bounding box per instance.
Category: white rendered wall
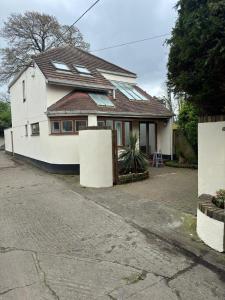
[88,115,97,126]
[198,121,225,196]
[197,209,224,252]
[156,118,173,156]
[47,85,73,107]
[4,128,13,153]
[10,64,47,128]
[100,72,136,84]
[79,129,113,187]
[8,64,80,165]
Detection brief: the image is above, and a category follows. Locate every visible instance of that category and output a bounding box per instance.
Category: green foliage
[119,134,148,174]
[212,189,225,209]
[167,0,225,114]
[0,100,11,134]
[178,101,198,153]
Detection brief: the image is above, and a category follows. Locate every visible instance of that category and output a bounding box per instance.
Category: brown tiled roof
[47,85,172,118]
[33,46,136,89]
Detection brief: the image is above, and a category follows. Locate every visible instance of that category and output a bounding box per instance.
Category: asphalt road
[0,151,225,299]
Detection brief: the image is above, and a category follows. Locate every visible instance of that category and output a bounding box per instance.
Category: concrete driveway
[0,152,225,299]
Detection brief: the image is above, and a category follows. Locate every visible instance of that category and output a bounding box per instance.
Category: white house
[4,46,173,174]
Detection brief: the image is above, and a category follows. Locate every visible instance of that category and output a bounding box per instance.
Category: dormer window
[52,61,70,71]
[74,65,91,75]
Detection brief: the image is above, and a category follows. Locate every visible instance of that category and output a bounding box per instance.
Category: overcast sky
[0,0,177,96]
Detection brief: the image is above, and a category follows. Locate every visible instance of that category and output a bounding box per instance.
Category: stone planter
[197,194,225,252]
[118,170,149,184]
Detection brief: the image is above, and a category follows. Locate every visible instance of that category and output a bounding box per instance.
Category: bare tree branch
[0,11,90,85]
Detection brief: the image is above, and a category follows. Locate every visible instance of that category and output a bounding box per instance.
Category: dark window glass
[51,121,60,133]
[25,125,28,136]
[106,120,113,129]
[62,120,73,132]
[22,80,26,102]
[75,120,87,132]
[97,121,105,127]
[31,123,40,135]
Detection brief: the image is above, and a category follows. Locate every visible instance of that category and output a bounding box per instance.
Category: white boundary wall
[79,129,113,187]
[197,209,224,252]
[198,121,225,196]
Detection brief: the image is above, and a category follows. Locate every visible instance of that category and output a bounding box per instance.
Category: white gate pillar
[79,128,113,188]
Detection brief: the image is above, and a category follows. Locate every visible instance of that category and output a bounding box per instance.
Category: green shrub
[212,189,225,209]
[119,134,148,174]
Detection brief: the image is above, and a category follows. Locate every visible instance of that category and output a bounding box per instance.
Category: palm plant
[119,134,148,174]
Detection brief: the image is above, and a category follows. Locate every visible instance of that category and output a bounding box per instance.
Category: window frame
[51,120,61,134]
[52,61,71,72]
[75,120,87,132]
[97,120,105,127]
[31,123,40,136]
[74,65,91,75]
[25,124,28,137]
[61,120,73,133]
[22,80,26,102]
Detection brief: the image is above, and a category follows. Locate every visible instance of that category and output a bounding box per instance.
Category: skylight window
[89,93,114,107]
[74,65,91,74]
[111,81,147,101]
[52,61,70,71]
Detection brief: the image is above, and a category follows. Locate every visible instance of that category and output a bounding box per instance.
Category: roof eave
[97,68,137,78]
[46,110,173,119]
[47,78,113,92]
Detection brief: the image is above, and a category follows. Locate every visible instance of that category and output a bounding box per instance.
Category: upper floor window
[52,61,71,71]
[31,123,40,136]
[25,124,28,136]
[74,65,91,75]
[22,80,26,102]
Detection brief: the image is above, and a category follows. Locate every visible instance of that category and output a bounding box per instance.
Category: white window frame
[51,120,61,134]
[52,61,71,71]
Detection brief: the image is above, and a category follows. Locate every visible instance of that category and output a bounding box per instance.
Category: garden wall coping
[198,194,225,223]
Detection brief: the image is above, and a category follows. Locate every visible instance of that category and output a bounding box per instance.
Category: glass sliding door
[115,121,122,146]
[139,122,156,156]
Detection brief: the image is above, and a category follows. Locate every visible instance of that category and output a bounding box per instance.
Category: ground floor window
[31,123,40,135]
[115,121,123,146]
[50,118,87,134]
[51,121,61,133]
[98,119,131,146]
[75,120,87,132]
[62,120,73,132]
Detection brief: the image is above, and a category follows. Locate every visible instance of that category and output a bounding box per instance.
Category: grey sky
[0,0,177,96]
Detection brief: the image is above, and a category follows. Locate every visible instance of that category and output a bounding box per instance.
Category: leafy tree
[0,11,90,84]
[0,94,11,134]
[178,101,198,153]
[167,0,225,115]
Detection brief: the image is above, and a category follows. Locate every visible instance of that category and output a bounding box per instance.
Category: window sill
[31,133,40,136]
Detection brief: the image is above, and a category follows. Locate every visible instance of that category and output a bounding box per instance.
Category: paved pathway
[0,152,225,299]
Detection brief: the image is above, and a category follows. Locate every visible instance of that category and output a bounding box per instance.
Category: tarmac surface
[0,151,225,299]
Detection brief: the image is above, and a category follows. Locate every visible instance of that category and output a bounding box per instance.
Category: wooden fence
[199,115,225,123]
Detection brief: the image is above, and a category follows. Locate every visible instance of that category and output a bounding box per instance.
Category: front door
[139,122,156,156]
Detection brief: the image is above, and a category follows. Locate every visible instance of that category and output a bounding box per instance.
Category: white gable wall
[100,72,136,84]
[47,85,73,107]
[8,64,80,165]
